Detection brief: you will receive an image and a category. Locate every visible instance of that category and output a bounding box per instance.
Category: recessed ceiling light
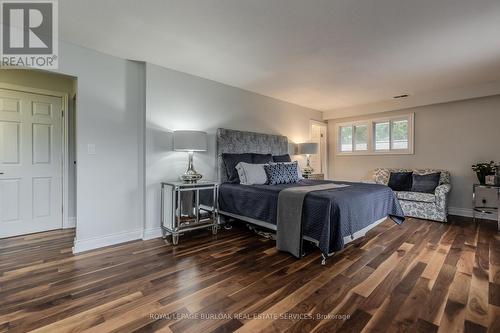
[393,94,409,99]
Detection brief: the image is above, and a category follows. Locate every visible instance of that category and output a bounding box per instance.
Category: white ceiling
[59,0,500,112]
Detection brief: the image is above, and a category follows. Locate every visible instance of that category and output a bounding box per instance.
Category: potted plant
[472,161,498,184]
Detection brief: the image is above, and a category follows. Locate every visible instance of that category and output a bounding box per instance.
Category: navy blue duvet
[218,180,404,255]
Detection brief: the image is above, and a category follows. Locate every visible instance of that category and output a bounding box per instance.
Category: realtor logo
[1,0,58,68]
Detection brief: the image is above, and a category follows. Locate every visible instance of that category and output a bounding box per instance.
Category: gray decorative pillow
[411,172,441,193]
[235,162,268,185]
[264,162,300,185]
[388,172,413,191]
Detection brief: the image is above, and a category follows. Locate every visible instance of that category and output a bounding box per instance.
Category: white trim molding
[143,227,164,240]
[63,217,76,229]
[72,228,143,253]
[309,119,329,179]
[70,207,495,254]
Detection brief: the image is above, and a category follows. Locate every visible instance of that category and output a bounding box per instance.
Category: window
[375,118,409,151]
[374,122,390,150]
[340,126,353,152]
[354,125,368,151]
[337,113,414,155]
[392,119,408,149]
[339,124,368,152]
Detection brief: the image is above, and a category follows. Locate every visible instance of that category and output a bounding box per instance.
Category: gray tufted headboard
[216,128,288,183]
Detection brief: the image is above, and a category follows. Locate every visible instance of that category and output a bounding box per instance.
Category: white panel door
[0,88,62,238]
[310,125,322,173]
[310,123,328,176]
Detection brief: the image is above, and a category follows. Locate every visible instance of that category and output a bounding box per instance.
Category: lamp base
[180,151,203,183]
[180,171,203,183]
[302,166,314,177]
[302,154,314,177]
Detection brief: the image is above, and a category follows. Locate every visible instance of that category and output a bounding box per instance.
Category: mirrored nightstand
[472,183,500,231]
[161,181,219,245]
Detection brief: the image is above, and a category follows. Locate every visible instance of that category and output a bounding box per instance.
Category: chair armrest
[435,184,451,210]
[435,184,451,195]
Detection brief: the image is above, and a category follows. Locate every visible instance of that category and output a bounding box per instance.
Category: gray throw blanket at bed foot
[277,183,349,258]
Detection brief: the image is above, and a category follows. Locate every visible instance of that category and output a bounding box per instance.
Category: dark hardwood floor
[0,216,499,333]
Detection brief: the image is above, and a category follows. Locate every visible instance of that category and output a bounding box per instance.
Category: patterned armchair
[371,168,452,222]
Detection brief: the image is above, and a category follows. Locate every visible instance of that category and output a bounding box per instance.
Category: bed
[216,128,404,264]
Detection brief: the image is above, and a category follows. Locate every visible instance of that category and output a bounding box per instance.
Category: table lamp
[173,130,207,183]
[297,142,319,176]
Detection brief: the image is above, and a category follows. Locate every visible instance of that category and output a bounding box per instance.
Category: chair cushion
[411,172,441,193]
[396,191,436,203]
[373,168,451,185]
[388,172,413,191]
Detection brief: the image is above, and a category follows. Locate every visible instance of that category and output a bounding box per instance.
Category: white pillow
[235,162,268,185]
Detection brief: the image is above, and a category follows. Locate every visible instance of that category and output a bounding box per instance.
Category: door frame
[0,82,70,230]
[309,119,328,179]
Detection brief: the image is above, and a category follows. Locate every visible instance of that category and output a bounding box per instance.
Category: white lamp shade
[297,142,319,155]
[173,130,207,151]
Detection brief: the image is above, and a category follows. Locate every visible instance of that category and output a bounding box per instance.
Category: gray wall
[1,48,323,249]
[2,49,145,252]
[145,63,323,235]
[56,42,145,251]
[328,94,500,211]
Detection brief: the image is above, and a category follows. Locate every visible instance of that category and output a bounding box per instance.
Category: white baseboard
[72,228,143,254]
[143,227,164,240]
[70,206,496,254]
[449,206,498,221]
[63,217,76,229]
